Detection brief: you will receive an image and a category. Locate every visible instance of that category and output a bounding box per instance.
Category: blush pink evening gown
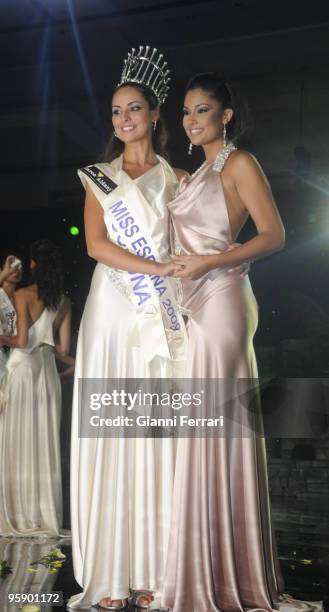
[162,154,323,612]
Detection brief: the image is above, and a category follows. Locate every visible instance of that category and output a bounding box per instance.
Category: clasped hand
[156,244,250,280]
[171,254,211,280]
[152,256,209,280]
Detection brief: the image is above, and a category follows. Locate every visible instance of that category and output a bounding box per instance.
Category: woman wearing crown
[68,47,189,610]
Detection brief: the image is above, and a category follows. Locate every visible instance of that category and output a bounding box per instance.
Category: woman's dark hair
[103,83,169,163]
[185,73,251,142]
[30,240,63,310]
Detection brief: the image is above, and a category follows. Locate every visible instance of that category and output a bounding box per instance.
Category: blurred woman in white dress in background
[0,254,22,381]
[0,239,71,537]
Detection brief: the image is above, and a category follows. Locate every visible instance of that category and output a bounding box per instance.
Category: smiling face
[183,88,233,146]
[111,85,160,144]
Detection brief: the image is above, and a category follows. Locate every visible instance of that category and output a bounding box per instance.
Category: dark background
[0,1,329,605]
[1,0,329,374]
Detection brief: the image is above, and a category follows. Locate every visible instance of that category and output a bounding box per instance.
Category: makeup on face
[111,87,153,140]
[183,88,223,144]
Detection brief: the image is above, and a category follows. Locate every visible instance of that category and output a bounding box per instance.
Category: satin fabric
[0,288,16,381]
[68,158,185,609]
[162,163,323,612]
[0,307,63,537]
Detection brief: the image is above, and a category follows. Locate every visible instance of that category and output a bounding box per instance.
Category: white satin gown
[69,156,186,608]
[0,306,63,537]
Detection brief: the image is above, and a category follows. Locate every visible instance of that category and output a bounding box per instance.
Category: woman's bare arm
[55,353,75,377]
[54,297,72,357]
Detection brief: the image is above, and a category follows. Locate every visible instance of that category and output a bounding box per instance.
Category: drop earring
[153,121,157,132]
[114,130,118,138]
[188,142,193,155]
[223,123,227,147]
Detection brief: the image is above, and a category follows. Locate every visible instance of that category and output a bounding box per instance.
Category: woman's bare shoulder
[15,286,33,300]
[226,149,260,171]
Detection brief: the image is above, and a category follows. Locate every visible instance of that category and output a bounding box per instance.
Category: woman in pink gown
[161,74,322,612]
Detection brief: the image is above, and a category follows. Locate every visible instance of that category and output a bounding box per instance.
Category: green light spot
[70,226,80,236]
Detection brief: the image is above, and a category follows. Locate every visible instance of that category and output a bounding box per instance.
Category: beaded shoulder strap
[212,142,237,173]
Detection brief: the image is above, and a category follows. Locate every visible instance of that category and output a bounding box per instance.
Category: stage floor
[0,495,328,611]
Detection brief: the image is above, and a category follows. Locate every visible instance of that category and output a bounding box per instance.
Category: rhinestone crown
[118,45,170,105]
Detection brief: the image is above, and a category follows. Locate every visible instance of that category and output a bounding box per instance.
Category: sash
[78,160,187,365]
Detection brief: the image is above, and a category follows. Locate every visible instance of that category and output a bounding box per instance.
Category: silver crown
[118,45,170,105]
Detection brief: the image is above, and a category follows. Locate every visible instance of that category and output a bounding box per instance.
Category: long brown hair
[102,83,169,163]
[30,240,63,310]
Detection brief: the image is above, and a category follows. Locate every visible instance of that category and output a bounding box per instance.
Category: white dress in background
[0,288,16,381]
[68,156,187,608]
[0,306,63,537]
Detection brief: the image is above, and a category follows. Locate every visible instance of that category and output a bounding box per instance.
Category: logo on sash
[80,165,118,194]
